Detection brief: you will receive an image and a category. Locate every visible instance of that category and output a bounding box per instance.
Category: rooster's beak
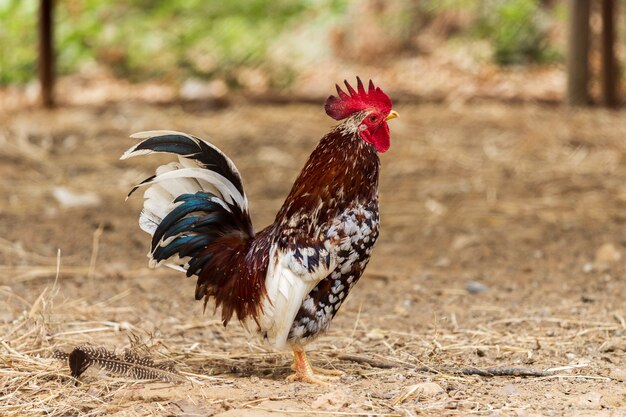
[385,110,399,121]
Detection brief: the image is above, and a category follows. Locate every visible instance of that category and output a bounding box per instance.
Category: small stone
[595,243,622,264]
[465,281,488,294]
[435,257,451,268]
[366,328,385,340]
[594,243,622,271]
[416,382,444,396]
[425,198,446,216]
[392,382,445,405]
[53,186,101,208]
[393,305,409,316]
[451,234,480,251]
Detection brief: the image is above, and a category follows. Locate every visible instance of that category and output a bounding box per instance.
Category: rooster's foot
[287,348,341,385]
[291,363,343,377]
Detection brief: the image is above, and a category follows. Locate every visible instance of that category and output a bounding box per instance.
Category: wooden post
[38,0,55,108]
[566,0,591,106]
[601,0,619,107]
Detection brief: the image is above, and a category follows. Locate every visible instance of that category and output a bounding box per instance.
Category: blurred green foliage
[0,0,347,85]
[0,0,564,86]
[478,0,558,65]
[0,0,39,84]
[423,0,559,66]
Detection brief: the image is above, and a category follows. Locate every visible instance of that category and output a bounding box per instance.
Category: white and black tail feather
[122,131,253,274]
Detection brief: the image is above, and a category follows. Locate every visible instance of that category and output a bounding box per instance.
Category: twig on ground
[337,354,583,377]
[247,407,402,416]
[337,354,402,369]
[449,367,552,377]
[240,396,291,407]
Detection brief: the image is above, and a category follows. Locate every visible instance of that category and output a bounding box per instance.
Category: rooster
[122,78,398,384]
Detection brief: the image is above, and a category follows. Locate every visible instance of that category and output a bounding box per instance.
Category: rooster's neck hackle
[275,120,379,226]
[337,111,367,135]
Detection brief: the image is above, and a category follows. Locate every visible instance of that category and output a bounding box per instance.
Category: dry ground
[2,100,626,416]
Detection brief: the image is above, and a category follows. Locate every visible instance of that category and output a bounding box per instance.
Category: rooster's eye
[369,115,378,123]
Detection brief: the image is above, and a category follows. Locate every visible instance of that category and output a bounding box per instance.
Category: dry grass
[1,101,626,416]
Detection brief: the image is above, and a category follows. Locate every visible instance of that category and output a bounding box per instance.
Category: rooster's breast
[287,201,380,345]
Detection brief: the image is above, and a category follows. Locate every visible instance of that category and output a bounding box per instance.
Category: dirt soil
[2,100,626,416]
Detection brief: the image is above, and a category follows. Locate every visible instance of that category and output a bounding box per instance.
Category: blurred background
[3,1,626,415]
[1,0,624,107]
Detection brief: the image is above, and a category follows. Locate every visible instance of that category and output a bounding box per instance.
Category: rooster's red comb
[324,77,392,121]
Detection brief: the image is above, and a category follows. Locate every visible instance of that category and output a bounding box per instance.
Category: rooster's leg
[287,348,341,385]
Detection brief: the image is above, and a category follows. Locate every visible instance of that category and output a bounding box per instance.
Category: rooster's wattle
[122,78,398,384]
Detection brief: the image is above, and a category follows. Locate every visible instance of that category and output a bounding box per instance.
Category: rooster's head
[324,77,398,153]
